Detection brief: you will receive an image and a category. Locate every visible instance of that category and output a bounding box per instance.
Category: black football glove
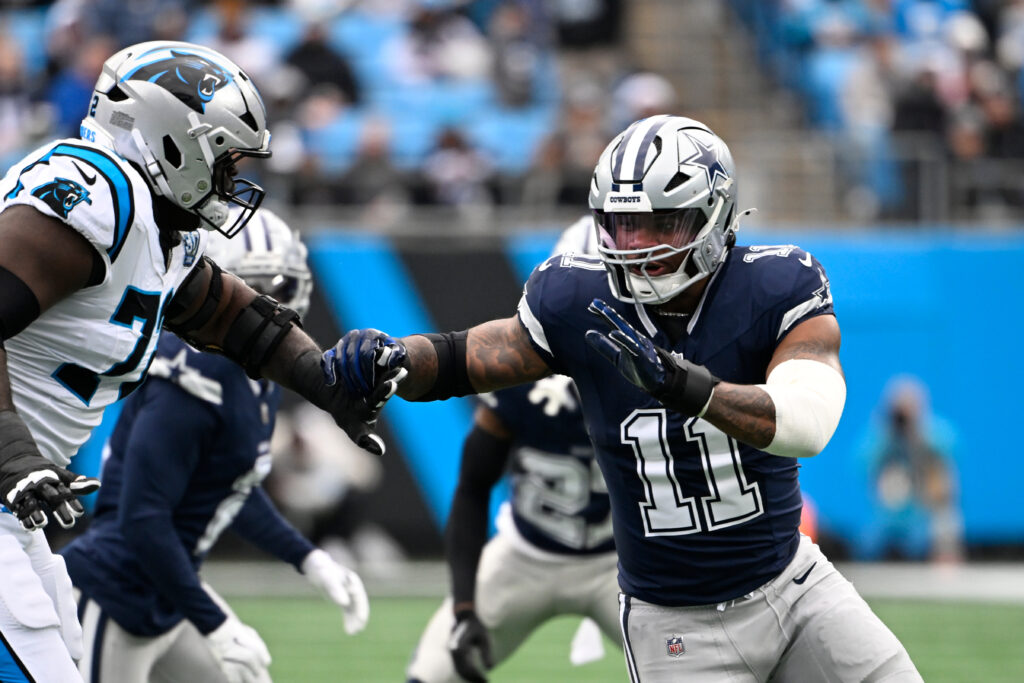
[294,329,407,456]
[0,410,100,531]
[448,609,493,683]
[585,298,719,416]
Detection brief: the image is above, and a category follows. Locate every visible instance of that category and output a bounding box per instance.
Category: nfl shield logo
[666,634,685,658]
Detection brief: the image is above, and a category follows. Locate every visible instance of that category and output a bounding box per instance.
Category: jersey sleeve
[517,254,598,376]
[0,141,139,264]
[762,248,835,344]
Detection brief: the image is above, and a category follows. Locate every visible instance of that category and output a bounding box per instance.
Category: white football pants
[0,513,83,682]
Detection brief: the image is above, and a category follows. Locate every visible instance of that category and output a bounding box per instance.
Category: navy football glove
[0,410,99,531]
[449,609,492,683]
[585,298,719,416]
[307,329,407,456]
[323,328,408,404]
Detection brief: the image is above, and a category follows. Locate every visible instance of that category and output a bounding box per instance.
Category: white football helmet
[205,208,313,317]
[81,41,271,237]
[589,115,742,305]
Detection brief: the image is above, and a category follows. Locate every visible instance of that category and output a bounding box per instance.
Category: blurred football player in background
[330,115,923,682]
[0,40,392,681]
[407,219,620,683]
[61,208,370,683]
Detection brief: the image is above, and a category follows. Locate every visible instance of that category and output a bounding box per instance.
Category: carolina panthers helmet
[589,115,741,305]
[81,41,271,237]
[205,208,313,317]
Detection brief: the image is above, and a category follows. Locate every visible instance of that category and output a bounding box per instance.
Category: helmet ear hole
[162,136,182,168]
[106,85,128,102]
[664,171,690,193]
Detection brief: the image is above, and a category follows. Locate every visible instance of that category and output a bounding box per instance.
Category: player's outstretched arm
[587,299,845,457]
[0,206,102,530]
[388,316,552,401]
[164,260,400,455]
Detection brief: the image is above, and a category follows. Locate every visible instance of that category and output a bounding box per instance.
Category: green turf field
[233,595,1024,682]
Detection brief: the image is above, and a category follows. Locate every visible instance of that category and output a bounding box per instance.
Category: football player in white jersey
[0,42,397,682]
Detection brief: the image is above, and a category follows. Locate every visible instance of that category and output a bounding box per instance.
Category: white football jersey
[0,138,207,466]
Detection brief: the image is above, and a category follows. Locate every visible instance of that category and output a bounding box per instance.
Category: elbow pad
[758,359,846,458]
[221,295,301,379]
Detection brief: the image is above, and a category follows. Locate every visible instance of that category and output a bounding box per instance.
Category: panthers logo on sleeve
[31,178,92,218]
[122,49,233,113]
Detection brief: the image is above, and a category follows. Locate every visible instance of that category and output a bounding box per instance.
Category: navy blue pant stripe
[0,626,35,683]
[619,595,640,683]
[90,606,108,683]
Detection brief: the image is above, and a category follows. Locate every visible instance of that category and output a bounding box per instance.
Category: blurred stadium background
[7,0,1023,679]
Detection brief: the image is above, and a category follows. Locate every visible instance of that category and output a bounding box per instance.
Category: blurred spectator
[609,71,678,134]
[421,126,494,207]
[44,33,115,139]
[283,10,362,106]
[857,376,964,564]
[385,2,491,85]
[549,0,623,88]
[488,0,547,107]
[0,34,49,168]
[86,0,191,48]
[203,0,281,86]
[525,77,606,206]
[339,117,412,224]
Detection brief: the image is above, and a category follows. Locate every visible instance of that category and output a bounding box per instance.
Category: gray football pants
[619,535,923,682]
[406,530,621,682]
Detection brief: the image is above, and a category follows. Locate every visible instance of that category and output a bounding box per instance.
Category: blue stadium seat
[466,103,557,174]
[303,109,368,176]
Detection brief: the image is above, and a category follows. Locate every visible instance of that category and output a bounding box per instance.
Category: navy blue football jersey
[62,332,313,636]
[486,375,614,555]
[517,245,835,606]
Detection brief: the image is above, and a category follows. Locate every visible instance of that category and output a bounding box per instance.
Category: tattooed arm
[395,316,552,400]
[702,314,843,449]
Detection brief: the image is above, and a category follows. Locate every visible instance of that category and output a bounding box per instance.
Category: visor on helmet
[593,207,706,253]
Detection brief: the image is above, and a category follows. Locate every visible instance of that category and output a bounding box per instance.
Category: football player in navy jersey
[61,208,370,683]
[407,218,620,683]
[331,115,922,682]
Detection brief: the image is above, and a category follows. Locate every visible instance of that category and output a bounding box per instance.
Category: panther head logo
[31,178,92,219]
[123,49,233,113]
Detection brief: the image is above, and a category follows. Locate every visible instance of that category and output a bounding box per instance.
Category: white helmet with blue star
[589,115,747,305]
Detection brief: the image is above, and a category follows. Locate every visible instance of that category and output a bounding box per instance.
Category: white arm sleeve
[757,359,846,458]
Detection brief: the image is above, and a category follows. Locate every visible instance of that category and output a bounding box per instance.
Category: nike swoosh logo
[793,562,817,585]
[72,161,97,185]
[798,253,812,268]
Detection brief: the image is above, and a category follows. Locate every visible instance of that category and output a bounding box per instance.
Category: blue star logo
[681,132,729,190]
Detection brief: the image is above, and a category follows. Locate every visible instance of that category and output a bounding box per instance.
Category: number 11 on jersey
[622,410,763,537]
